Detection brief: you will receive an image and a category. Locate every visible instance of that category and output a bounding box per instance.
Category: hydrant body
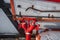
[18,21,40,40]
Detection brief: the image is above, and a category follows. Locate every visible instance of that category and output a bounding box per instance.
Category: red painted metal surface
[47,0,60,2]
[26,34,31,40]
[10,0,16,21]
[18,21,40,40]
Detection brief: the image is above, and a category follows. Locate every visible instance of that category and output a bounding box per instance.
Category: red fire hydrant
[18,20,40,40]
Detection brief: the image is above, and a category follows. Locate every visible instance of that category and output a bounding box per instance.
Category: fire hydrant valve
[18,21,40,40]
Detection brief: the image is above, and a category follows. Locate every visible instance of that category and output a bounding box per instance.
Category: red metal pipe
[27,21,35,33]
[21,22,27,32]
[26,33,31,40]
[25,21,37,40]
[10,0,16,16]
[10,0,17,20]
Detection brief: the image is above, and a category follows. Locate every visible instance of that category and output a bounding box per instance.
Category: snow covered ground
[3,0,60,29]
[40,31,60,40]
